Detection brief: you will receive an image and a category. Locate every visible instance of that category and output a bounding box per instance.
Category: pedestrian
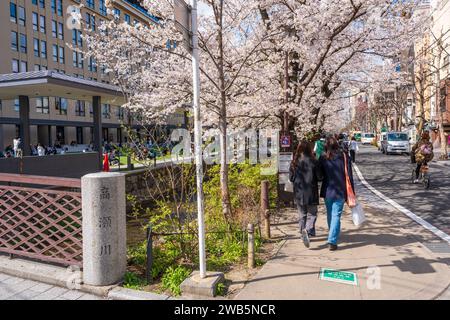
[37,143,45,156]
[349,137,359,163]
[319,136,355,251]
[289,140,323,248]
[314,134,326,159]
[13,136,21,158]
[412,131,434,183]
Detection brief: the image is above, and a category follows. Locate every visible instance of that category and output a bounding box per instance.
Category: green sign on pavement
[319,268,358,286]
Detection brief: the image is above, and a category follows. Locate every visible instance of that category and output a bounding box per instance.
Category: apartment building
[431,0,450,137]
[0,0,180,151]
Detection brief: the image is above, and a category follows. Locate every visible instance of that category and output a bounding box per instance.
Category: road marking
[354,164,450,244]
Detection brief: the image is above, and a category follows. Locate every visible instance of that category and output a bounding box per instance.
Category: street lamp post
[174,0,206,280]
[190,0,206,279]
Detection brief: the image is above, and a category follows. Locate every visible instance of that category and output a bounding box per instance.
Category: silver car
[381,132,410,155]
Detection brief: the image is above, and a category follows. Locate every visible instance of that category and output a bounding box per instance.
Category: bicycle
[411,164,430,189]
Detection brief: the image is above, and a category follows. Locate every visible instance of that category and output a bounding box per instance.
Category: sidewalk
[234,177,450,300]
[0,273,103,300]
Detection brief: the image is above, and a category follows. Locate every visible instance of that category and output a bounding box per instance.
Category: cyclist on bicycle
[412,131,434,184]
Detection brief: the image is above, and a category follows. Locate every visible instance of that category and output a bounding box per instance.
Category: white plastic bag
[351,203,366,226]
[284,181,294,193]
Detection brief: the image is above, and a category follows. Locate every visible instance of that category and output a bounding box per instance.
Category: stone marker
[81,172,126,286]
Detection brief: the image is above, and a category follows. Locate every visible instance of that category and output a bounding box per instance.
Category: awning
[0,71,126,105]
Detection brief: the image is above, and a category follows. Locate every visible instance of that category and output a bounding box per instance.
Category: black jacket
[289,155,323,206]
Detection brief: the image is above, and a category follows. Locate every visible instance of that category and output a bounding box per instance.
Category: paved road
[0,273,103,300]
[355,145,450,235]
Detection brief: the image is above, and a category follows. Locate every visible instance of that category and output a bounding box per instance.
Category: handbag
[343,153,357,208]
[351,203,366,226]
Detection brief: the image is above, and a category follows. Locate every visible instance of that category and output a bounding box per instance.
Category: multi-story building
[0,0,176,151]
[430,0,450,140]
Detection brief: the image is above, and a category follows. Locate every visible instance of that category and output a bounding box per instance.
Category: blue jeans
[325,198,345,245]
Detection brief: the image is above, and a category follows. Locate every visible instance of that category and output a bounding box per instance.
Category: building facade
[0,0,175,151]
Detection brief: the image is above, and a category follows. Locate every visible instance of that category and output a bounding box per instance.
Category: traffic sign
[281,135,291,148]
[319,268,358,286]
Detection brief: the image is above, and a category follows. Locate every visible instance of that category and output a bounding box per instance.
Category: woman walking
[319,136,355,251]
[349,137,359,163]
[289,140,323,248]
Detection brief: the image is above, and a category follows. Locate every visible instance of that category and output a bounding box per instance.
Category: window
[102,104,111,119]
[20,61,27,72]
[33,12,38,31]
[34,64,41,71]
[116,107,124,120]
[99,0,107,15]
[59,47,65,64]
[18,6,26,26]
[52,20,57,38]
[125,14,131,25]
[40,15,46,33]
[10,2,17,23]
[12,59,19,73]
[39,0,45,9]
[88,57,97,72]
[86,13,95,31]
[53,44,58,62]
[86,0,95,9]
[11,31,18,51]
[75,100,86,116]
[19,34,27,53]
[72,29,82,46]
[56,97,68,115]
[57,0,63,16]
[58,22,64,39]
[34,38,40,57]
[36,97,49,114]
[41,40,47,58]
[14,99,20,112]
[51,0,56,13]
[32,0,38,5]
[42,65,47,71]
[113,8,120,18]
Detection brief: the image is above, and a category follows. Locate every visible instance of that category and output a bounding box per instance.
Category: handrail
[0,173,81,188]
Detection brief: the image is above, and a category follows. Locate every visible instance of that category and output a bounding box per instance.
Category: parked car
[381,132,410,155]
[361,133,376,145]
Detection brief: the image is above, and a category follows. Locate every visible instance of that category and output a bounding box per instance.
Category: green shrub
[123,271,147,290]
[161,266,191,296]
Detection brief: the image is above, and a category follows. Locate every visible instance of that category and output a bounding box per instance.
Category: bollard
[81,172,127,286]
[261,180,271,239]
[146,225,153,284]
[247,224,255,269]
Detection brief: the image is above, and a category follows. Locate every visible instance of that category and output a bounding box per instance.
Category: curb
[0,255,169,300]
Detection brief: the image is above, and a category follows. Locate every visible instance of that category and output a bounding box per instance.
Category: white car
[361,133,375,145]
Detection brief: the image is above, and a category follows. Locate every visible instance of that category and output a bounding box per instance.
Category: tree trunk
[217,0,232,220]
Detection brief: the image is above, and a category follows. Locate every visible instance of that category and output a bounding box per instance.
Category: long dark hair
[292,140,313,168]
[325,136,340,160]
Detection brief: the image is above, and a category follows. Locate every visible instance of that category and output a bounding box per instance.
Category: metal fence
[0,174,83,266]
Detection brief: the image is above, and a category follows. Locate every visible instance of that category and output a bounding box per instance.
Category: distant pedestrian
[290,140,323,248]
[319,136,355,251]
[349,137,359,163]
[314,134,326,159]
[13,136,21,158]
[37,143,45,156]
